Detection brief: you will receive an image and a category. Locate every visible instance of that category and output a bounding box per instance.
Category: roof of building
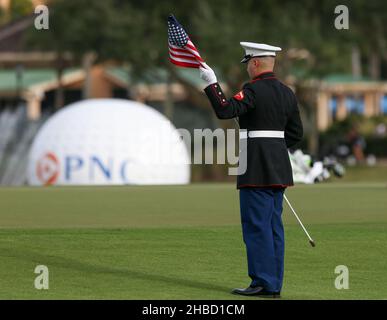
[105,67,202,87]
[0,68,81,92]
[0,66,203,95]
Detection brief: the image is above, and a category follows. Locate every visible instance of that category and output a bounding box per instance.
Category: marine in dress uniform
[200,42,303,298]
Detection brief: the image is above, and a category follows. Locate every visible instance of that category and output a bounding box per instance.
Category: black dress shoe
[231,286,281,298]
[257,289,281,299]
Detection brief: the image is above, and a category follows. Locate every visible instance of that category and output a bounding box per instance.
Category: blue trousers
[239,187,285,292]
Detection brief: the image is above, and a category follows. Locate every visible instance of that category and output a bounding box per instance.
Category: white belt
[239,130,285,139]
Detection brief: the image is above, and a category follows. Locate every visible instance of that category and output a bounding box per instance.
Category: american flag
[168,14,204,69]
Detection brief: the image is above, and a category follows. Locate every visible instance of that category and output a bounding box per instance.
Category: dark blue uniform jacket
[204,71,303,188]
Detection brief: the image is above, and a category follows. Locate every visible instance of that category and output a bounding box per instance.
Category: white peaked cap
[240,42,282,63]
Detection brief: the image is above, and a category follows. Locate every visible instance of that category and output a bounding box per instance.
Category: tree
[27,0,125,106]
[0,0,33,25]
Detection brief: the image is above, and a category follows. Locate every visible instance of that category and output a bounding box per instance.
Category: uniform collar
[251,71,276,82]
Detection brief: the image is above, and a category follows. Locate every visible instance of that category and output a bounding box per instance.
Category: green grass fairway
[0,182,386,299]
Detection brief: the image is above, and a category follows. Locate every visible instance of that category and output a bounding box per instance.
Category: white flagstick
[284,194,316,247]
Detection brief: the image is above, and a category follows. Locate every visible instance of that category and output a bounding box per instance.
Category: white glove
[199,63,217,85]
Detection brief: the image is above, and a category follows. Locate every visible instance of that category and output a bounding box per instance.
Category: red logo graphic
[233,90,245,101]
[36,152,60,186]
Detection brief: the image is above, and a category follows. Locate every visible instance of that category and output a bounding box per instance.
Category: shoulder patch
[233,90,245,101]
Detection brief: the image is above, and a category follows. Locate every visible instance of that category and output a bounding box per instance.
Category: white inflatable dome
[28,99,190,186]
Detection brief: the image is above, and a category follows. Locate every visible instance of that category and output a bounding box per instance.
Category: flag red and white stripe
[168,40,204,69]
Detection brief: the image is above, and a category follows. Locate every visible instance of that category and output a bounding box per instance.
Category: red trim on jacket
[238,184,292,189]
[250,71,276,83]
[250,77,276,83]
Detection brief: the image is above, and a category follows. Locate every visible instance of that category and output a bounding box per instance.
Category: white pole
[284,194,315,247]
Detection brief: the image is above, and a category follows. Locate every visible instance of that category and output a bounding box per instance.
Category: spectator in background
[375,123,387,137]
[347,126,366,163]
